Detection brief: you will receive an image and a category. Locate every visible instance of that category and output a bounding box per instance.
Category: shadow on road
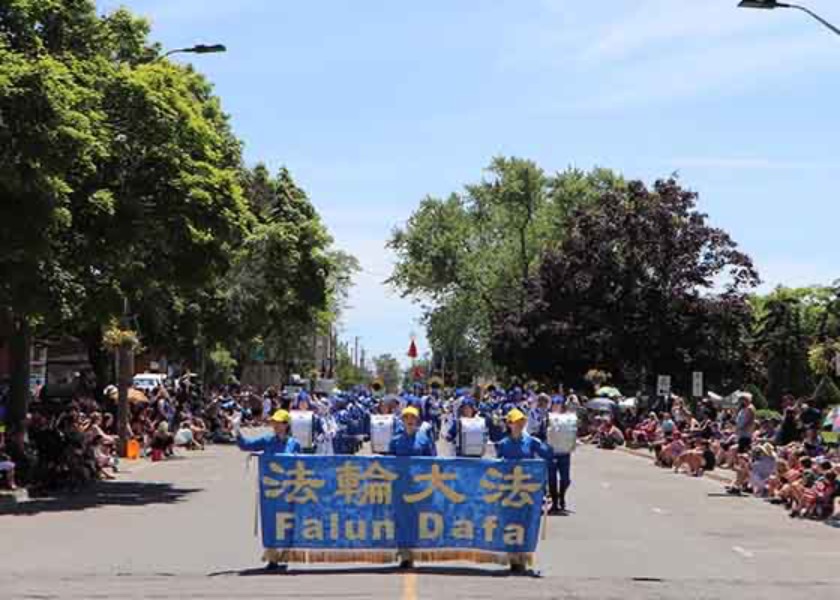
[209,565,520,578]
[0,481,201,516]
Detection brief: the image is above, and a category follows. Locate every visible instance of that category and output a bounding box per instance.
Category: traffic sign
[657,375,671,397]
[692,371,703,398]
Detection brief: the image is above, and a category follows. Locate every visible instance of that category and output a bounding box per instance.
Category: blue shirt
[496,432,551,460]
[389,430,437,456]
[237,432,301,454]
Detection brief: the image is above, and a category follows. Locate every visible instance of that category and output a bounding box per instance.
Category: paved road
[2,440,838,599]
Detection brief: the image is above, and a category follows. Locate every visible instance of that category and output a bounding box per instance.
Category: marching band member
[289,391,324,454]
[444,397,489,457]
[388,405,435,569]
[545,397,577,514]
[527,393,550,442]
[370,395,404,454]
[496,407,551,575]
[389,406,436,457]
[234,409,300,572]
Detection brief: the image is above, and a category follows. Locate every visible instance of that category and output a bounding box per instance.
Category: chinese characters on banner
[258,455,546,555]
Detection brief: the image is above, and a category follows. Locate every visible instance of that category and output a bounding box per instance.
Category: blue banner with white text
[258,455,546,560]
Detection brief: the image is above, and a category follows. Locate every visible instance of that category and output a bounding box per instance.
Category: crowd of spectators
[0,378,279,494]
[606,393,840,521]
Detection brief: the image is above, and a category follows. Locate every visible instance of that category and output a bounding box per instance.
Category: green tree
[373,354,402,393]
[755,294,812,408]
[224,166,340,378]
[492,177,759,391]
[389,158,602,383]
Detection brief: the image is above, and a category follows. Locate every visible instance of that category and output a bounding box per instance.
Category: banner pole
[540,495,549,541]
[253,454,260,538]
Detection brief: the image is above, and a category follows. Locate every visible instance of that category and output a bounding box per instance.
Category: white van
[133,373,167,393]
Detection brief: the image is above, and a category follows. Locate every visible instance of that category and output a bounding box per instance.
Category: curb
[617,446,733,484]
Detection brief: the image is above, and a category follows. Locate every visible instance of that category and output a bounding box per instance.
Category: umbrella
[596,386,622,399]
[105,386,149,404]
[586,397,617,412]
[618,397,637,410]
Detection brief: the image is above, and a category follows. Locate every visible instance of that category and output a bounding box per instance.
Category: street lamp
[158,44,227,61]
[738,1,840,37]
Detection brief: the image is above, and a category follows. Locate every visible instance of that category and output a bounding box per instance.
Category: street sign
[692,371,703,398]
[657,375,671,397]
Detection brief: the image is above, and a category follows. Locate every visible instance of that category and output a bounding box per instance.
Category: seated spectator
[803,427,825,458]
[749,444,777,497]
[767,457,791,500]
[792,461,837,519]
[798,401,822,431]
[0,431,18,490]
[657,431,686,468]
[774,408,801,446]
[630,413,659,447]
[150,422,175,459]
[90,435,118,480]
[777,457,816,509]
[674,439,716,476]
[660,413,676,438]
[84,412,116,448]
[596,419,625,450]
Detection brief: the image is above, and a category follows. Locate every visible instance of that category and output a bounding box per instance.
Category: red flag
[413,366,424,380]
[407,339,418,359]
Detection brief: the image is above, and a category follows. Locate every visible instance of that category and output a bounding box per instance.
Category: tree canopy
[0,1,356,431]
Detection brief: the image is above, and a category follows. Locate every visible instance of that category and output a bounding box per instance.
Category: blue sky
[99,0,839,365]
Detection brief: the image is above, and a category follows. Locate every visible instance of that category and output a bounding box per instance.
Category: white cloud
[499,0,838,111]
[664,157,840,171]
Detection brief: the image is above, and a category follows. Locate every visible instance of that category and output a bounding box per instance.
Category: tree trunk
[83,327,110,402]
[117,343,134,457]
[7,313,31,439]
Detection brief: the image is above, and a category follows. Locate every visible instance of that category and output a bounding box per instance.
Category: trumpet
[428,375,444,389]
[371,377,385,393]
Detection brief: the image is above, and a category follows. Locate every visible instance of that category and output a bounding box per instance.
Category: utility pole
[354,336,360,369]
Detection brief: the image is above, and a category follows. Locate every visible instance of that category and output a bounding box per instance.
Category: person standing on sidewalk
[735,393,756,454]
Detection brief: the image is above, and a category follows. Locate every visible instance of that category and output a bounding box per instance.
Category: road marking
[732,545,754,559]
[402,572,417,600]
[651,507,665,514]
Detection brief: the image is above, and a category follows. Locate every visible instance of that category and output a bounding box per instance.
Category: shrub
[812,376,840,410]
[745,383,768,410]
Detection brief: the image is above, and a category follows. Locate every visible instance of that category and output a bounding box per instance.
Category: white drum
[370,414,395,454]
[290,410,315,450]
[547,413,577,454]
[459,417,487,457]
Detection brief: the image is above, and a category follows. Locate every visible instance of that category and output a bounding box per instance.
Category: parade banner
[258,455,546,565]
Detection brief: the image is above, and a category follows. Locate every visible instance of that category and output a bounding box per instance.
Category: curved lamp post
[157,44,227,62]
[738,1,840,37]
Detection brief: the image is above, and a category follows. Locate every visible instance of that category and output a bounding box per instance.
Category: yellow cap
[506,408,526,423]
[402,406,420,419]
[270,409,291,423]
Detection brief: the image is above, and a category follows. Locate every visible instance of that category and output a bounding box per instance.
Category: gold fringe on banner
[261,548,533,567]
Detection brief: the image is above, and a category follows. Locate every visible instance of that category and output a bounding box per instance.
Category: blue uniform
[237,432,301,454]
[389,430,437,456]
[495,432,551,460]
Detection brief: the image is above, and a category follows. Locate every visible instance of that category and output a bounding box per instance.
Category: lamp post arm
[781,3,840,37]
